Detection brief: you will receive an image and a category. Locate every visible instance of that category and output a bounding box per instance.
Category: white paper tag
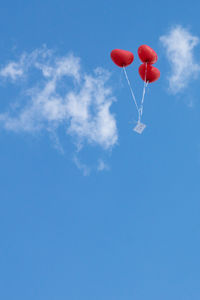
[133,122,146,134]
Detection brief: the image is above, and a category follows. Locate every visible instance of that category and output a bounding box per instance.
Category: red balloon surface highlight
[138,45,158,64]
[139,64,160,83]
[110,49,134,67]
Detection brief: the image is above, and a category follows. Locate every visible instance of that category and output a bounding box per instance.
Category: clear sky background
[0,1,200,300]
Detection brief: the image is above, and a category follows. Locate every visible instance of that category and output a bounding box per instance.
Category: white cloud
[73,156,90,176]
[0,61,24,80]
[0,48,53,81]
[0,48,118,151]
[160,25,200,93]
[97,159,110,172]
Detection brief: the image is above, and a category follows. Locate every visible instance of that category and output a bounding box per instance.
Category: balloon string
[122,67,140,120]
[139,63,148,121]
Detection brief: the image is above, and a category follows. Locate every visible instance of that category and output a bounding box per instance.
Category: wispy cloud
[160,25,200,93]
[97,159,110,172]
[0,48,53,81]
[0,47,118,152]
[73,155,91,176]
[0,61,24,80]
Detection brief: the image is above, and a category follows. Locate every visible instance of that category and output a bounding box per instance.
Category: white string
[139,63,149,121]
[123,64,149,124]
[140,79,148,118]
[122,67,140,120]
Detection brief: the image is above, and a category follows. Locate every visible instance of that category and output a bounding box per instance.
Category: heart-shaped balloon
[139,63,160,83]
[110,49,134,67]
[138,45,158,64]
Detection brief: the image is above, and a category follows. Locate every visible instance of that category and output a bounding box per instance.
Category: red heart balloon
[110,49,134,67]
[138,45,158,64]
[139,63,160,83]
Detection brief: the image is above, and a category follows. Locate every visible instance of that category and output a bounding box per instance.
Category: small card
[133,122,146,134]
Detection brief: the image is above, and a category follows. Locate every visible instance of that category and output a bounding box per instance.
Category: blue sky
[1,0,200,299]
